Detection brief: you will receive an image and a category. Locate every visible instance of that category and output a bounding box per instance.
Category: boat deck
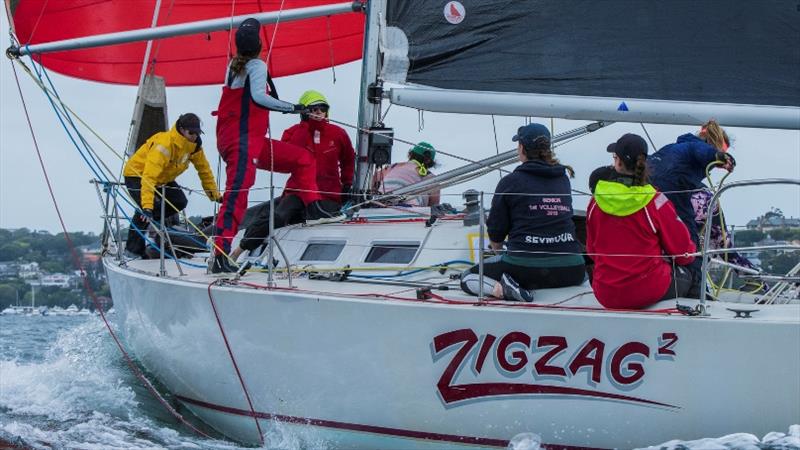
[118,256,799,323]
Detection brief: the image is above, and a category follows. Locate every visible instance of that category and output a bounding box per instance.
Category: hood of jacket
[676,133,703,145]
[594,180,656,216]
[514,160,568,178]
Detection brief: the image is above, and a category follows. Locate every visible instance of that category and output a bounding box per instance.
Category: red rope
[236,279,681,315]
[9,60,211,439]
[207,281,265,445]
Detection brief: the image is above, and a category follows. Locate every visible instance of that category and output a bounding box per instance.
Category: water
[1,315,798,450]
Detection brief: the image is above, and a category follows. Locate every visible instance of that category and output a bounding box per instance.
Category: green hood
[594,180,656,216]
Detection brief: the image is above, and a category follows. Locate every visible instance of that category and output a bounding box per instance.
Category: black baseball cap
[176,113,203,134]
[512,123,551,148]
[607,133,647,166]
[236,18,262,55]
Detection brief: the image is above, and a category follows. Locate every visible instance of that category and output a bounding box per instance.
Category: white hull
[104,216,800,448]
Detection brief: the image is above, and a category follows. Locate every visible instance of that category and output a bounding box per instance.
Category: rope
[8,57,212,440]
[207,280,265,445]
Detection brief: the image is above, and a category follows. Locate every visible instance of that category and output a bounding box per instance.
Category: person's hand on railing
[716,151,736,172]
[141,209,153,224]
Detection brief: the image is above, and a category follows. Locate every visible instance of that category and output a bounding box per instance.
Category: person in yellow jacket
[123,113,221,258]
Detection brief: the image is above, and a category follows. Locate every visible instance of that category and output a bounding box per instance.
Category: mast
[353,0,385,190]
[8,2,362,57]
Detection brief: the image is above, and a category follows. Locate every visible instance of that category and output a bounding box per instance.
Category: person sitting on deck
[459,123,586,302]
[648,120,736,296]
[373,142,441,207]
[123,113,221,259]
[282,90,356,208]
[586,133,696,309]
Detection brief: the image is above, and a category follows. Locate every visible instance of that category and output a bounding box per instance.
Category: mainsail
[382,0,800,128]
[10,0,365,85]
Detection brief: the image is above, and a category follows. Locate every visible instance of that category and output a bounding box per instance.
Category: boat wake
[0,318,323,450]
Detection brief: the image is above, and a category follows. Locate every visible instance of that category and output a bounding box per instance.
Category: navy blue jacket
[648,133,718,241]
[487,160,581,258]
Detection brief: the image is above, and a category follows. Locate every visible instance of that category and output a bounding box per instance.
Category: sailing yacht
[7,1,799,448]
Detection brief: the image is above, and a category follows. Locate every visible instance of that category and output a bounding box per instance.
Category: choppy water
[0,315,798,450]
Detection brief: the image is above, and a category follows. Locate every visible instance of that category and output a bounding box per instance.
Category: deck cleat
[726,307,759,319]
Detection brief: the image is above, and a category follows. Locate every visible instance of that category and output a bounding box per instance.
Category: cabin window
[365,242,420,264]
[300,241,346,262]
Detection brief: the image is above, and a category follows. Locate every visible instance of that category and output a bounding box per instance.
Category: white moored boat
[7,0,799,448]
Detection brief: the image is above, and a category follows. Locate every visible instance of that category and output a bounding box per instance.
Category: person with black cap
[213,17,310,273]
[459,123,585,302]
[123,113,221,258]
[586,133,696,309]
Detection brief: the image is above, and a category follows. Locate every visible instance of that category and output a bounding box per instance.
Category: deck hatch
[365,242,420,264]
[300,241,346,262]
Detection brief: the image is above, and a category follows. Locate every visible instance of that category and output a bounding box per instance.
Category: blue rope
[25,58,209,268]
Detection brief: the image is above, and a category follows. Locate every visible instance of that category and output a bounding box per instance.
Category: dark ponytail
[524,138,575,178]
[631,154,649,186]
[229,44,262,76]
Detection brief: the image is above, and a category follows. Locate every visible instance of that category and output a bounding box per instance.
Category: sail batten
[384,1,800,110]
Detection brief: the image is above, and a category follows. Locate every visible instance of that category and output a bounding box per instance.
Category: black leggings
[124,177,187,256]
[466,255,586,290]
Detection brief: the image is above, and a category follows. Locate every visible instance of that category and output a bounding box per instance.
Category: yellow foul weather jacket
[123,125,221,210]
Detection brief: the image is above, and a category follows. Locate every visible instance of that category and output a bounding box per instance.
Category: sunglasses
[309,105,329,112]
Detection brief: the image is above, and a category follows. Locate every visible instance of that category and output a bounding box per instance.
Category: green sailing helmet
[410,141,436,161]
[298,90,329,108]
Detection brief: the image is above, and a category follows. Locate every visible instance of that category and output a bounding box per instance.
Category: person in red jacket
[282,90,355,208]
[586,134,696,309]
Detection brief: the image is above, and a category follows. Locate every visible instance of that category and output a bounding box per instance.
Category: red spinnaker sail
[11,0,365,86]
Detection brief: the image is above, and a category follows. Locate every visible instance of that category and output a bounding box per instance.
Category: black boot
[211,254,238,274]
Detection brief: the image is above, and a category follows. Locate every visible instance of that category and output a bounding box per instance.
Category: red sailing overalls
[214,76,267,253]
[214,75,322,254]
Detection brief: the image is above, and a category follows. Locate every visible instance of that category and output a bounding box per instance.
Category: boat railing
[699,178,800,307]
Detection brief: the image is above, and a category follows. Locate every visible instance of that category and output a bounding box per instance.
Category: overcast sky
[1,13,798,235]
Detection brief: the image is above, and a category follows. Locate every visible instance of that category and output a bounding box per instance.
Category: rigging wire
[207,281,265,445]
[8,56,212,440]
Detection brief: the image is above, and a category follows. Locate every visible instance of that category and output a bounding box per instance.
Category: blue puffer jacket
[648,133,718,241]
[487,160,581,259]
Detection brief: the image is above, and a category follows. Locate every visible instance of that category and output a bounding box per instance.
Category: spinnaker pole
[8,2,362,57]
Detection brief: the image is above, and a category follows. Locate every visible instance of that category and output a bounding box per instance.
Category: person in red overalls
[213,17,305,273]
[282,90,355,209]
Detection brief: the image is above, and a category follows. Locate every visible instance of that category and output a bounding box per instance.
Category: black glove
[716,151,736,172]
[291,103,307,114]
[141,209,153,223]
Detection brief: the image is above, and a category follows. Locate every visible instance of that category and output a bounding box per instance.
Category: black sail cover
[383,1,800,107]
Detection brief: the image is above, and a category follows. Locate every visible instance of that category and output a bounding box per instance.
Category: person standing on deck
[123,113,221,258]
[587,134,696,309]
[459,123,585,302]
[213,17,306,273]
[648,120,735,296]
[282,90,356,210]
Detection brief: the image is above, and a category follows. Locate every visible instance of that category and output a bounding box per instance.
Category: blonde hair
[698,120,730,151]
